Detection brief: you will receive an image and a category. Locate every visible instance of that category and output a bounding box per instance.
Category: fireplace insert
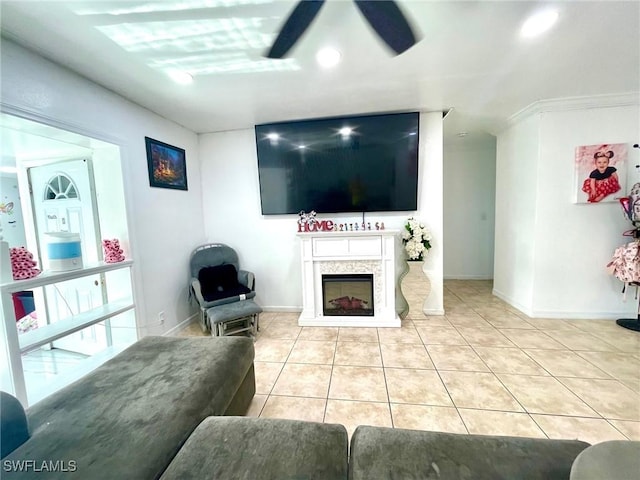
[322,274,374,316]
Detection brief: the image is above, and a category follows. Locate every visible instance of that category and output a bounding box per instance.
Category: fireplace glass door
[322,274,374,316]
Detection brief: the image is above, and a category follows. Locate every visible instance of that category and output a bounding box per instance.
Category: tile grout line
[419,322,471,435]
[375,327,395,429]
[321,327,340,424]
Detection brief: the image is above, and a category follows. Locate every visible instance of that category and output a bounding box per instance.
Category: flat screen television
[255,112,419,215]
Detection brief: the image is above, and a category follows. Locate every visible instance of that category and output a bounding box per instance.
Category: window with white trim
[44,174,79,200]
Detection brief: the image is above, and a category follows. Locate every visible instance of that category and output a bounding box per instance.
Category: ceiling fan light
[521,10,558,37]
[316,47,341,68]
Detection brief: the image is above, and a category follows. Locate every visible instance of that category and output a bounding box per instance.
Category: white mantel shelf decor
[297,230,401,327]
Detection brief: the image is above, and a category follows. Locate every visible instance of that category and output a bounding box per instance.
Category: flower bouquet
[402,217,432,261]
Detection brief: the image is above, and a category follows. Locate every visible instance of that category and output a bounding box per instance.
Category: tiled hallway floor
[178,280,640,443]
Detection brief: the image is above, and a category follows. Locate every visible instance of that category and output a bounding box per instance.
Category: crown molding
[506,92,640,128]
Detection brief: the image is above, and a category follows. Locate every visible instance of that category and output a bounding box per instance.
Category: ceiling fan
[265,0,420,59]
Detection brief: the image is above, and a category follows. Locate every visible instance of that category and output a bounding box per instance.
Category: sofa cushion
[161,417,348,480]
[198,264,251,301]
[349,426,590,480]
[3,336,255,479]
[0,391,30,458]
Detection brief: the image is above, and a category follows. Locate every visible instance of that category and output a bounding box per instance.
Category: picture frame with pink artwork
[574,143,628,204]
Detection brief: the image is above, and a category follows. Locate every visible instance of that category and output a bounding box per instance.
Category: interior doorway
[0,111,137,405]
[28,158,108,355]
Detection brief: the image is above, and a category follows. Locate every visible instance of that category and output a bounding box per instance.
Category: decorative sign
[297,211,386,233]
[297,210,335,232]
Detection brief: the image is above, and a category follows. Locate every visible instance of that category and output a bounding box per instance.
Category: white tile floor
[179,279,640,443]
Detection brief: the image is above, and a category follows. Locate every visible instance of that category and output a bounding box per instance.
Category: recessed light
[316,47,341,68]
[521,10,558,37]
[167,70,193,85]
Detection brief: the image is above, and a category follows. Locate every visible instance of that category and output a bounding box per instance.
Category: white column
[419,112,445,315]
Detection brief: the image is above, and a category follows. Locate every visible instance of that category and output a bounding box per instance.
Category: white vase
[400,260,431,319]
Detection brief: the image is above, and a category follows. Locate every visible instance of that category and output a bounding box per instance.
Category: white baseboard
[424,308,445,316]
[444,275,493,280]
[528,310,637,320]
[163,313,198,336]
[261,306,303,313]
[492,288,637,319]
[492,288,533,317]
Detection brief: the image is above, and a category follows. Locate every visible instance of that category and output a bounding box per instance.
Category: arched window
[43,174,79,200]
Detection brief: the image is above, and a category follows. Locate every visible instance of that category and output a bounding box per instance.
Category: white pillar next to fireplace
[297,230,401,327]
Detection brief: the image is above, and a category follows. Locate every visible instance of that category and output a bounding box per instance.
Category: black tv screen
[255,112,419,215]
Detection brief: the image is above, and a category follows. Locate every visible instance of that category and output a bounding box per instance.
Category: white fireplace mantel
[297,230,401,327]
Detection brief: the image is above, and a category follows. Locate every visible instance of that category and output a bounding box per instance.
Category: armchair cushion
[199,264,251,302]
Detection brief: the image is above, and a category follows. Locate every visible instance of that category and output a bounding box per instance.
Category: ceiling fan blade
[266,0,326,59]
[354,0,418,55]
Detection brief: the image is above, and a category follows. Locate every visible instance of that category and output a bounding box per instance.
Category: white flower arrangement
[402,217,432,261]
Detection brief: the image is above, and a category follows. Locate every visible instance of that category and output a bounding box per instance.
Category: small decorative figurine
[380,222,385,230]
[103,239,125,263]
[339,224,344,231]
[9,247,41,280]
[367,222,371,230]
[355,223,359,231]
[375,222,380,230]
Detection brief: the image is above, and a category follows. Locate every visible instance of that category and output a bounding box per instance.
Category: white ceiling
[1,0,639,145]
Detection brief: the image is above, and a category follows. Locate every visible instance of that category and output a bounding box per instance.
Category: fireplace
[297,230,400,327]
[322,274,374,316]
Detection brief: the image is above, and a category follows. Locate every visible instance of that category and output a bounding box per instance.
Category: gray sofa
[160,417,593,480]
[1,335,255,479]
[4,335,634,479]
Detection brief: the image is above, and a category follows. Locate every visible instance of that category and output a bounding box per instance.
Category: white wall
[0,174,28,247]
[443,142,496,279]
[495,100,640,318]
[532,105,640,317]
[1,40,206,334]
[494,114,540,312]
[199,112,445,314]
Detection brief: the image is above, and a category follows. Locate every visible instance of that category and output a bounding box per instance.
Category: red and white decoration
[102,239,125,263]
[9,247,41,280]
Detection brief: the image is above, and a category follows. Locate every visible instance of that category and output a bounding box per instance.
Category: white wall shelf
[0,260,135,406]
[18,299,134,354]
[0,260,133,293]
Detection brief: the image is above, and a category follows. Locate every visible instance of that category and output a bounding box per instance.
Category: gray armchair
[189,243,257,332]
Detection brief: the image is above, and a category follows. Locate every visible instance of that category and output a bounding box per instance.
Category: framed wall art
[574,143,627,204]
[145,137,187,191]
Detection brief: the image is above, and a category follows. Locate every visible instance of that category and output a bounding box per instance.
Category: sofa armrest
[1,391,30,458]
